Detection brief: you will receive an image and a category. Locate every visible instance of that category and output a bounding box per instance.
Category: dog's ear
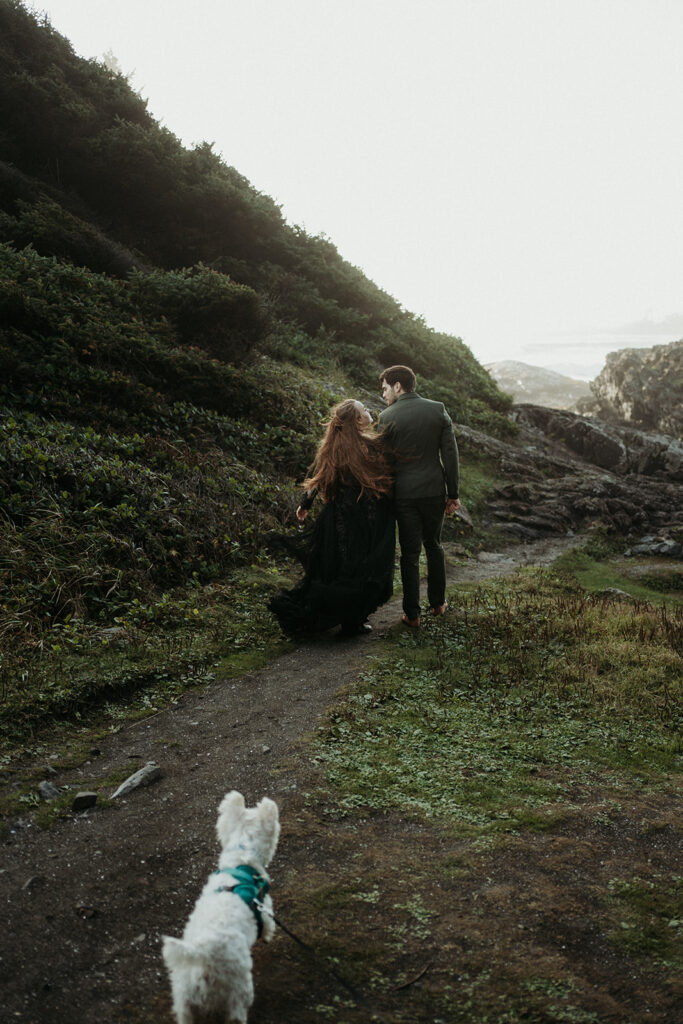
[256,797,280,860]
[216,790,245,845]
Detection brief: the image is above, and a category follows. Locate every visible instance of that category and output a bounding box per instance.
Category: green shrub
[0,196,142,276]
[128,264,266,363]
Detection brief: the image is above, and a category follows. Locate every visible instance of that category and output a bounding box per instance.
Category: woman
[268,399,395,636]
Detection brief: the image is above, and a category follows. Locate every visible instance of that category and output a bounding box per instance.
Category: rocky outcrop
[485,360,591,410]
[485,471,681,541]
[578,340,683,438]
[512,404,683,481]
[455,407,683,542]
[625,534,682,558]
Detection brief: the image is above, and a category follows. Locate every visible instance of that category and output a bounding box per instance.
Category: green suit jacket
[379,392,459,501]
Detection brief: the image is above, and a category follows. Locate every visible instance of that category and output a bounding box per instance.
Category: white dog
[163,791,280,1024]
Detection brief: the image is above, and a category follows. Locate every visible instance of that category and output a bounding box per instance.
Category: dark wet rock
[72,792,98,812]
[512,404,683,480]
[487,472,681,538]
[457,409,683,542]
[625,536,682,559]
[456,422,577,477]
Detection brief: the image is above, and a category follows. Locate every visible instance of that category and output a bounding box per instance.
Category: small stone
[89,747,101,757]
[75,904,97,918]
[597,588,634,600]
[477,551,512,563]
[453,503,473,527]
[22,875,43,891]
[72,791,98,812]
[38,781,60,801]
[261,745,271,754]
[656,540,682,557]
[111,762,162,799]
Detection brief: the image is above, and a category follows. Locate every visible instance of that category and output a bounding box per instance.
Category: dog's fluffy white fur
[162,791,280,1024]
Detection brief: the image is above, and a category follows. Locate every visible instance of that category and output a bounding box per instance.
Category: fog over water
[507,333,681,381]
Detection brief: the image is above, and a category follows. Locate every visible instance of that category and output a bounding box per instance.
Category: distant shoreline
[481,333,681,381]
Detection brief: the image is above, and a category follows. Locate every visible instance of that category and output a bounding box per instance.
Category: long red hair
[303,400,393,502]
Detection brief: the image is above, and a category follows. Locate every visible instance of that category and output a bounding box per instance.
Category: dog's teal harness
[214,864,270,938]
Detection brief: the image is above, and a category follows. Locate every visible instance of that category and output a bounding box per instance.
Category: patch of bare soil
[2,532,638,1024]
[249,797,682,1023]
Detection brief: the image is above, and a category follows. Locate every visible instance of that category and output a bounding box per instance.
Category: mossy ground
[553,547,683,606]
[3,540,681,1023]
[0,561,294,825]
[246,566,681,1024]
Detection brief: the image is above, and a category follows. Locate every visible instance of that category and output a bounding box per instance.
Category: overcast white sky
[30,0,683,375]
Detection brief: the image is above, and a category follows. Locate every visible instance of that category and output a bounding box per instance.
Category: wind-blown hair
[303,400,393,502]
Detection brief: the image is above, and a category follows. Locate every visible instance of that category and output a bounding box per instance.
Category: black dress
[268,482,395,634]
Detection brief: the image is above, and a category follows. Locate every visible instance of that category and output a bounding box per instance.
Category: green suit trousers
[396,495,447,619]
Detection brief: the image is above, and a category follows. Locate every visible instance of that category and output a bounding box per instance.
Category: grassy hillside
[0,0,515,738]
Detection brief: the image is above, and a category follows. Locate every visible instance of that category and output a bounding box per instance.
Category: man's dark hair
[379,365,417,392]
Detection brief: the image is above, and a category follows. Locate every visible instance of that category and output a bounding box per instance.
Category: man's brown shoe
[431,603,448,616]
[401,613,421,627]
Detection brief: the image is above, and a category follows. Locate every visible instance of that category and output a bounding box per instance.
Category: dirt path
[0,535,583,1024]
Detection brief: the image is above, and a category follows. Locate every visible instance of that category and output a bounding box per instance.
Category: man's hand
[296,506,308,522]
[445,498,460,516]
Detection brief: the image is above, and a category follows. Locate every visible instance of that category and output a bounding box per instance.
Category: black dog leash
[255,900,389,1021]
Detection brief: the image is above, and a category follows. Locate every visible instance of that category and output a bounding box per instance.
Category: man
[379,364,460,627]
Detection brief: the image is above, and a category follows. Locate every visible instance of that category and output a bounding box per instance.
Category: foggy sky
[28,0,683,375]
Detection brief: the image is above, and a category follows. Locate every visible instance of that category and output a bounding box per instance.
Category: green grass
[0,559,296,827]
[0,561,293,756]
[0,758,141,834]
[633,569,683,594]
[277,565,683,1022]
[457,453,503,519]
[554,547,682,605]
[313,569,682,832]
[442,452,507,549]
[605,874,682,968]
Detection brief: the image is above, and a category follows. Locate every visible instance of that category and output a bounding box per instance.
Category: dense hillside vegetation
[0,0,514,732]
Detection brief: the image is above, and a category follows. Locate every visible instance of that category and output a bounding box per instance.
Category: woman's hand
[296,506,308,522]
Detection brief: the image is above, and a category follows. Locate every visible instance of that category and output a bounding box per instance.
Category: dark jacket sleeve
[440,410,460,498]
[299,488,316,510]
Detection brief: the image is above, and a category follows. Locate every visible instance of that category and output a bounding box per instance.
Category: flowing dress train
[268,484,395,633]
